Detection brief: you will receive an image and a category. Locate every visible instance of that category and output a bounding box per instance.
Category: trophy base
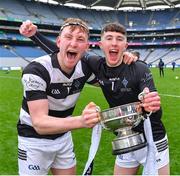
[112,142,147,155]
[112,132,147,155]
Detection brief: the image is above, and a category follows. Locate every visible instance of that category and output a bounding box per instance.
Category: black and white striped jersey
[18,53,97,140]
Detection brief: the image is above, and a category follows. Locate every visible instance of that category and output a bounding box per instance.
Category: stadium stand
[0,0,179,69]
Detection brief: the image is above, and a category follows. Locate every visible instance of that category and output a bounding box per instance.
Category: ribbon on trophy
[82,123,102,175]
[138,90,158,175]
[142,112,158,175]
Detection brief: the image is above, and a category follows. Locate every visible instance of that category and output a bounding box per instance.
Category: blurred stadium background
[0,0,180,175]
[0,0,180,69]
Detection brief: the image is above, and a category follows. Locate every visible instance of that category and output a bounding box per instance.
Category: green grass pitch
[0,67,179,175]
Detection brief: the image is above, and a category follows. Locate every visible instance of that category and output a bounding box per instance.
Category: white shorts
[115,135,169,169]
[18,132,76,175]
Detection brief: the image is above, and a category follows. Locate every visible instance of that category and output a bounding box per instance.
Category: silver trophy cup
[100,102,147,155]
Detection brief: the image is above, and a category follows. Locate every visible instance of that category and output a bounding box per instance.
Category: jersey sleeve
[135,62,163,122]
[84,53,101,74]
[136,62,157,92]
[82,53,101,84]
[86,73,98,85]
[30,31,59,54]
[22,62,50,101]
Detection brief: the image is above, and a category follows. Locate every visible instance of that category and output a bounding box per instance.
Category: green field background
[0,68,179,175]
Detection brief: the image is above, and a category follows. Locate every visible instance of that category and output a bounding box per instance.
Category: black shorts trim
[17,122,66,140]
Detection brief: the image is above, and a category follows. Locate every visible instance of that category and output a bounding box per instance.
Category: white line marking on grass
[1,78,180,98]
[160,94,180,98]
[86,85,180,98]
[0,75,20,80]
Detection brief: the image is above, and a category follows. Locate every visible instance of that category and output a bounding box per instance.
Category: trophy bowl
[100,102,147,155]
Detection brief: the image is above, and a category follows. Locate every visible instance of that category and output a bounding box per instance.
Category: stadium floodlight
[64,3,86,9]
[35,0,58,5]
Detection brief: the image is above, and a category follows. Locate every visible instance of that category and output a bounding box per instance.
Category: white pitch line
[1,77,180,98]
[0,75,20,80]
[86,85,180,98]
[159,94,180,98]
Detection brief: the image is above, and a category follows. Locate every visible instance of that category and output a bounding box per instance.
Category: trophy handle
[100,120,111,130]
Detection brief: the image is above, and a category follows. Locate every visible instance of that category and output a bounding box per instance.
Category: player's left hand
[140,87,161,112]
[123,51,138,65]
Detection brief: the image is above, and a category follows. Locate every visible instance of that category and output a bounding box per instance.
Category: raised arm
[19,20,58,54]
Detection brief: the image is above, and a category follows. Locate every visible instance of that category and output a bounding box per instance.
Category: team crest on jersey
[73,80,81,89]
[72,80,81,94]
[122,77,128,88]
[121,77,131,92]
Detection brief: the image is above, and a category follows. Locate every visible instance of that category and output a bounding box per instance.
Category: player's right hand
[19,20,37,37]
[81,102,100,128]
[139,87,161,112]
